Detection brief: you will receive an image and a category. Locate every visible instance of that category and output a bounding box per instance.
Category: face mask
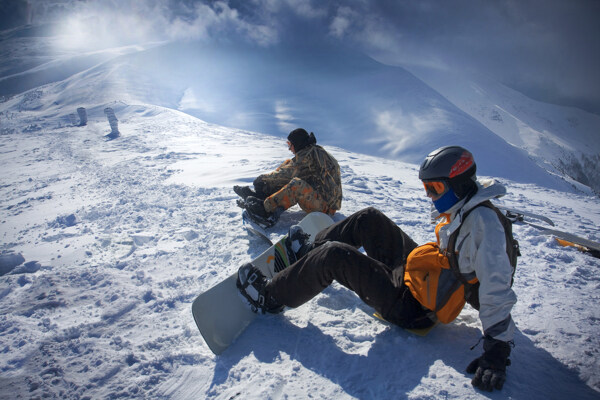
[433,187,460,213]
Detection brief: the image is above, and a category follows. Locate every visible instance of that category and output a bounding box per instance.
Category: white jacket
[436,179,517,343]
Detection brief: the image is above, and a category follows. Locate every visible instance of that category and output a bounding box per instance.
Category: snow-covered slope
[1,98,599,399]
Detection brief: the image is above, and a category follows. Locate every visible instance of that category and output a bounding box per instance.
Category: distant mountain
[405,66,600,195]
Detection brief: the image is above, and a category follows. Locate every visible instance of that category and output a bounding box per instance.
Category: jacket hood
[460,178,507,215]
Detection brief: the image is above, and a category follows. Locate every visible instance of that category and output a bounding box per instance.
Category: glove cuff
[482,335,511,370]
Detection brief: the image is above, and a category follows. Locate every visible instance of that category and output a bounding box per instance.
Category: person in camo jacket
[234,128,342,227]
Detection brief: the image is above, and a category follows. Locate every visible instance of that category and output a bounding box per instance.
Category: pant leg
[313,207,418,272]
[264,177,330,214]
[253,175,281,198]
[266,241,432,329]
[254,159,295,198]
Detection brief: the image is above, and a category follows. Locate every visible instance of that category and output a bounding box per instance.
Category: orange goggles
[423,181,448,197]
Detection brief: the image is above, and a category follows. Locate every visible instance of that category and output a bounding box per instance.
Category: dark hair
[288,128,316,151]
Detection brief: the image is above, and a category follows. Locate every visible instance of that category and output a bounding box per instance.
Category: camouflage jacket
[258,144,342,211]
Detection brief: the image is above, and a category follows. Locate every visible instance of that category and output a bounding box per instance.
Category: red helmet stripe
[449,151,474,178]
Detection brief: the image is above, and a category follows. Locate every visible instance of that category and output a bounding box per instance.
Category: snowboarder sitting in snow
[237,146,517,392]
[234,128,342,227]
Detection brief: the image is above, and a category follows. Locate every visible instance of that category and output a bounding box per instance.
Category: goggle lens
[423,181,447,197]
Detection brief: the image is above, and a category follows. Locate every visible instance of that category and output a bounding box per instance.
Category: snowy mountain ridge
[404,65,600,195]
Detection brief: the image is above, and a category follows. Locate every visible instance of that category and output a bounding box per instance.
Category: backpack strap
[445,200,520,310]
[445,203,484,310]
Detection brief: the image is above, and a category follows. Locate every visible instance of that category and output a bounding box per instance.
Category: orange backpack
[404,242,476,323]
[404,201,519,324]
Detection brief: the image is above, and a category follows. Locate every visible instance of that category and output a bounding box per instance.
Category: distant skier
[235,128,342,227]
[237,146,518,392]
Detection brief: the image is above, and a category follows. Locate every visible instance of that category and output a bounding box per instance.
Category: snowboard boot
[236,263,284,314]
[244,196,283,228]
[233,185,257,200]
[285,224,313,262]
[245,196,270,218]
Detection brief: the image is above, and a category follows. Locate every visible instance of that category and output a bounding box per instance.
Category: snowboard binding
[285,224,312,262]
[236,263,284,314]
[236,197,282,228]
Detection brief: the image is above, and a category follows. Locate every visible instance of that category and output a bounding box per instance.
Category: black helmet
[419,146,477,198]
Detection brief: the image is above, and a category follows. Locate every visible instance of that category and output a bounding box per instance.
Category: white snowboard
[192,212,334,355]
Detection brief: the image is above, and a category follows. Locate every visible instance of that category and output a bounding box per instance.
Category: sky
[2,0,599,115]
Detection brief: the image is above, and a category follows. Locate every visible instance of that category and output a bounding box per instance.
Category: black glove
[466,336,512,392]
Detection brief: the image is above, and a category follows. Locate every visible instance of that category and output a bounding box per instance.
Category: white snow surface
[1,24,600,400]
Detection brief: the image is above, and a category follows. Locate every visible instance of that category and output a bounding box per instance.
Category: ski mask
[433,187,460,213]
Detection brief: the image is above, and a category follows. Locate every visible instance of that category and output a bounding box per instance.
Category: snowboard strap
[236,269,266,314]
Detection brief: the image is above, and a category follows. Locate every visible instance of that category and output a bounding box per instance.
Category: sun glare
[51,9,159,54]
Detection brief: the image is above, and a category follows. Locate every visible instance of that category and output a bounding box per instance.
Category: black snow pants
[266,207,435,329]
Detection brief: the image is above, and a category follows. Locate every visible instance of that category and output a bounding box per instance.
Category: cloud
[179,88,215,113]
[274,100,296,132]
[329,7,354,38]
[165,1,278,45]
[373,107,451,157]
[46,0,279,52]
[285,0,328,19]
[22,0,600,114]
[250,0,327,19]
